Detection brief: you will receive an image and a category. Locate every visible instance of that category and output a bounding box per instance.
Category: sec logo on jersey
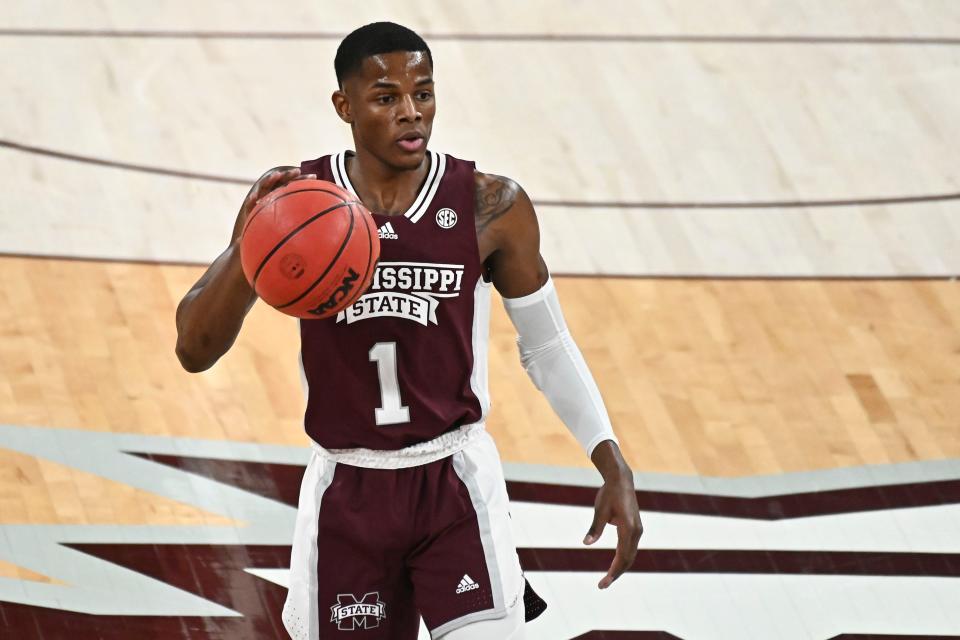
[436,208,458,229]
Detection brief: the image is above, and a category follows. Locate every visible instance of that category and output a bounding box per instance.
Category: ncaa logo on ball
[436,208,458,229]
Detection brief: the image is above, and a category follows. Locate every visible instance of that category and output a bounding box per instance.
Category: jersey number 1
[369,342,410,425]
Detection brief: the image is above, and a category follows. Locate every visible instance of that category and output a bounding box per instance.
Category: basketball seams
[276,204,357,310]
[241,186,351,238]
[240,178,379,318]
[250,200,359,286]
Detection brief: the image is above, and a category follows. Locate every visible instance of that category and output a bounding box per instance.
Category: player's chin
[388,144,428,170]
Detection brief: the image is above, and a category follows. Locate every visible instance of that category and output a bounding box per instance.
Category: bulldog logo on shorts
[330,592,387,630]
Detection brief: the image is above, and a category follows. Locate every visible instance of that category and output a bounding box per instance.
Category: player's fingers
[250,167,290,192]
[264,167,300,189]
[634,518,645,542]
[266,166,299,184]
[236,166,314,235]
[242,187,263,212]
[252,168,301,202]
[584,508,606,545]
[598,526,637,589]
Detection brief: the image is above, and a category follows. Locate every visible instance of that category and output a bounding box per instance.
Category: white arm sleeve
[502,278,618,456]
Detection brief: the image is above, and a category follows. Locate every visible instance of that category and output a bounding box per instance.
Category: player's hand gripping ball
[240,179,380,319]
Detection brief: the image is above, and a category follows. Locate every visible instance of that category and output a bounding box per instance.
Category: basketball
[239,179,379,319]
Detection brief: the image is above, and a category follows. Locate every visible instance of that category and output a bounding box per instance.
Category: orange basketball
[239,179,379,319]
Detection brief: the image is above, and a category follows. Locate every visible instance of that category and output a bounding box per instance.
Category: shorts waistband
[309,422,486,469]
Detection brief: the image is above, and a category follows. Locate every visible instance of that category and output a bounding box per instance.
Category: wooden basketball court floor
[1,1,960,638]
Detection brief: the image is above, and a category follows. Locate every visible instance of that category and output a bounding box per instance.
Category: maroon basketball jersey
[297,151,490,450]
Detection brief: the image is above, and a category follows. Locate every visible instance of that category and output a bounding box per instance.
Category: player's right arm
[175,166,311,372]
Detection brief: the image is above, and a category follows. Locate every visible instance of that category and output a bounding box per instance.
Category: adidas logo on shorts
[377,222,399,240]
[455,574,480,594]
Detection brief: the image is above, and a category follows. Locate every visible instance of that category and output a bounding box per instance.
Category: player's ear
[332,90,353,124]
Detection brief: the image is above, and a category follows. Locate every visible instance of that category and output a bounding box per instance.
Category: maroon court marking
[571,633,684,639]
[0,544,291,639]
[129,452,304,506]
[832,637,960,639]
[506,479,960,519]
[571,635,960,640]
[3,543,960,639]
[131,453,960,519]
[516,548,960,577]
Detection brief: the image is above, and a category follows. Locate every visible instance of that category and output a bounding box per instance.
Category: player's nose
[397,94,421,122]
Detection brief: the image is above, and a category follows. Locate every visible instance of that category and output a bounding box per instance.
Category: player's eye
[377,95,395,104]
[417,91,433,101]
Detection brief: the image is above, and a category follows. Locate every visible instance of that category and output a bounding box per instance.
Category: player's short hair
[335,22,433,86]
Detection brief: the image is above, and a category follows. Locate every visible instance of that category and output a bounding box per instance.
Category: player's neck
[346,149,430,217]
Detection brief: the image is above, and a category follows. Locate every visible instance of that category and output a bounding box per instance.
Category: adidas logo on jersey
[377,222,399,240]
[455,574,480,594]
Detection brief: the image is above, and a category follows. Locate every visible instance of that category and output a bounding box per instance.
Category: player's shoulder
[473,170,518,191]
[473,170,525,218]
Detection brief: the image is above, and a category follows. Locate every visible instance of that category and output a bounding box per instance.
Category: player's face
[337,51,436,171]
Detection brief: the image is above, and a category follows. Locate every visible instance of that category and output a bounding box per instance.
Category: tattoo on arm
[475,174,520,235]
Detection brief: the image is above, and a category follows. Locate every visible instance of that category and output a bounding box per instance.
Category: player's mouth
[396,131,425,152]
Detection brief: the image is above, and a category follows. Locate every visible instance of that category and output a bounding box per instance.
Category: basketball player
[175,22,642,639]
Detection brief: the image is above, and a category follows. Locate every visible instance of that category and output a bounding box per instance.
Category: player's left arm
[477,171,643,590]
